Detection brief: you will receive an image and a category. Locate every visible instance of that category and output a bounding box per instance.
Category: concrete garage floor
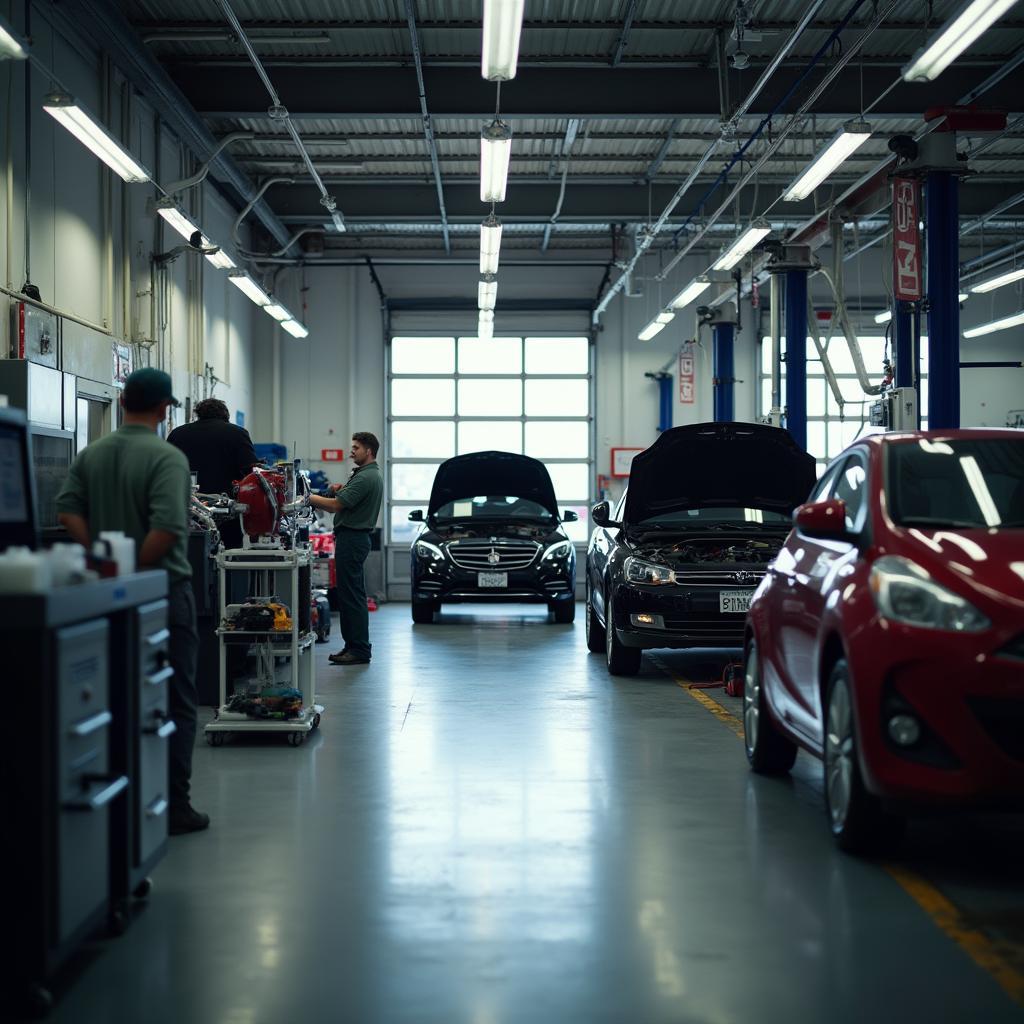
[45,603,1024,1023]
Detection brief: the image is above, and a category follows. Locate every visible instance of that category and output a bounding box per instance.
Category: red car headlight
[869,555,990,633]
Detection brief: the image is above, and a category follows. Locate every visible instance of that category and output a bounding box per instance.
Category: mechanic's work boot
[169,803,211,835]
[331,651,370,666]
[328,648,350,663]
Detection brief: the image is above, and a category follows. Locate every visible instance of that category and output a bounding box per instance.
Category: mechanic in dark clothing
[168,398,257,550]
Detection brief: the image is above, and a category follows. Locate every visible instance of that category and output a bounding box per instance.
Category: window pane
[458,421,523,454]
[391,463,440,501]
[525,378,588,416]
[546,462,590,501]
[524,420,589,459]
[806,381,827,417]
[458,378,522,416]
[458,336,522,374]
[392,337,454,374]
[390,421,455,459]
[391,379,455,416]
[390,506,427,544]
[525,337,588,375]
[561,505,590,543]
[806,421,826,461]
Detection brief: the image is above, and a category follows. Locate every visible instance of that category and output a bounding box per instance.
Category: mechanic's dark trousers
[168,578,199,808]
[334,528,372,660]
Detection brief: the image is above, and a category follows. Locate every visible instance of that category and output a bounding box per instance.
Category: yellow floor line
[651,654,1024,1008]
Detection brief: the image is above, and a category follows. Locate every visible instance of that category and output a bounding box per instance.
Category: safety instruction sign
[893,177,922,301]
[679,345,695,405]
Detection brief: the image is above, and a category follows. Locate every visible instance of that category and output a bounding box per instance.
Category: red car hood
[893,526,1024,612]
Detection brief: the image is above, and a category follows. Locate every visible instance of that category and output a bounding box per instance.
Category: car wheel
[411,600,435,624]
[551,601,576,624]
[824,659,905,854]
[585,582,606,652]
[743,640,797,774]
[605,594,641,676]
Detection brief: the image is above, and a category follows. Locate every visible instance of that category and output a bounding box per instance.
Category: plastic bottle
[0,547,52,593]
[98,531,136,576]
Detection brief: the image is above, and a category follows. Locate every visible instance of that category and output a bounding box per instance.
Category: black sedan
[409,450,578,624]
[585,422,816,675]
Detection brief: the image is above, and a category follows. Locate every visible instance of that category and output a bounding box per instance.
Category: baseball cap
[122,368,180,411]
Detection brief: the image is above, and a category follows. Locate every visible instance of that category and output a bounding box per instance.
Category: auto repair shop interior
[1,1,1024,1021]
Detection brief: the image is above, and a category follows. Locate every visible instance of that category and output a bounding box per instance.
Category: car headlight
[623,556,675,586]
[542,540,572,561]
[414,540,444,561]
[869,555,989,632]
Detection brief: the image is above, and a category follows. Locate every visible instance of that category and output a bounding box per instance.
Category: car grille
[672,570,766,587]
[416,580,442,592]
[447,539,540,571]
[662,617,747,639]
[967,697,1024,763]
[544,580,571,592]
[996,633,1024,663]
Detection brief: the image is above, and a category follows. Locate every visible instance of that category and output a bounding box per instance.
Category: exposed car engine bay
[633,533,786,568]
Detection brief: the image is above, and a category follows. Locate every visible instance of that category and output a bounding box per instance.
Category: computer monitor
[0,407,39,550]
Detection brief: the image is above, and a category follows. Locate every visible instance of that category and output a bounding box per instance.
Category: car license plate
[478,572,508,588]
[720,589,754,613]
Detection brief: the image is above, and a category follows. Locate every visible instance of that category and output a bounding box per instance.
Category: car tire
[605,594,641,676]
[743,640,798,774]
[824,659,905,854]
[551,601,576,624]
[585,583,606,652]
[411,601,435,624]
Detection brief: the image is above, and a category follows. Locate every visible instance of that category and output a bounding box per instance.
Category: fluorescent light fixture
[264,303,292,322]
[0,15,28,59]
[479,310,495,324]
[783,121,872,201]
[228,271,272,307]
[958,292,968,302]
[281,319,309,339]
[155,198,201,242]
[330,210,346,233]
[712,222,771,271]
[656,311,675,325]
[480,119,513,203]
[481,0,525,81]
[480,214,503,275]
[902,0,1019,82]
[204,248,236,270]
[478,275,498,311]
[874,310,893,324]
[970,266,1024,294]
[42,93,151,183]
[478,316,495,340]
[670,276,711,309]
[638,317,669,342]
[963,310,1024,338]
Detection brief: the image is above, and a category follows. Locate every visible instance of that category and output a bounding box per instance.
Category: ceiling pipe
[55,0,292,247]
[591,0,830,324]
[163,131,254,195]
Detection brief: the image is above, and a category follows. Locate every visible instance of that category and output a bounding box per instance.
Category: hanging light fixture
[902,0,1020,82]
[0,15,28,59]
[970,266,1024,294]
[782,121,872,202]
[478,275,498,311]
[481,0,525,81]
[478,311,495,340]
[480,214,503,275]
[670,276,711,309]
[228,271,272,307]
[264,302,292,322]
[711,222,771,271]
[43,92,151,183]
[281,319,310,338]
[480,119,513,203]
[638,311,674,342]
[963,310,1024,338]
[154,198,235,269]
[874,310,893,324]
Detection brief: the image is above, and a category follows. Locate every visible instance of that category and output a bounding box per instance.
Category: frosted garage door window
[392,463,441,501]
[391,378,455,416]
[458,378,523,417]
[524,421,589,459]
[458,336,523,374]
[390,421,455,459]
[392,337,455,374]
[391,506,427,544]
[525,337,588,375]
[458,421,523,454]
[546,463,590,502]
[526,378,588,416]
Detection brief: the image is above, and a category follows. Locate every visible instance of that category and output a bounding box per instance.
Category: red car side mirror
[794,499,847,539]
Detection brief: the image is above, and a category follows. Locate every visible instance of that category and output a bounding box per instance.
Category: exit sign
[321,449,346,461]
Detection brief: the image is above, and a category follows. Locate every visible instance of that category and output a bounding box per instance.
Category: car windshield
[434,495,553,521]
[634,506,792,529]
[887,437,1024,528]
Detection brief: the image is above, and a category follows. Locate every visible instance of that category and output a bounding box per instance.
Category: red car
[744,429,1024,852]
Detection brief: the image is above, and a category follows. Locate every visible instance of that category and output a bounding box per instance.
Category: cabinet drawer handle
[143,719,177,739]
[146,628,170,646]
[146,797,168,819]
[71,710,112,737]
[145,666,174,686]
[64,774,128,811]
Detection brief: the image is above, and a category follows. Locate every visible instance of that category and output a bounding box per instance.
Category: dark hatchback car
[408,450,578,624]
[585,422,816,675]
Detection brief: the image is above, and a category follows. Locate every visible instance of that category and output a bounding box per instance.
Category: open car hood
[428,450,560,518]
[623,422,817,524]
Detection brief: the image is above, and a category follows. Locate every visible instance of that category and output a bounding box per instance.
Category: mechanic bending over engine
[55,368,210,836]
[168,397,258,551]
[308,432,384,666]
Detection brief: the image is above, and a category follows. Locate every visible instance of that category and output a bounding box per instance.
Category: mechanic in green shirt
[309,432,384,665]
[56,368,209,836]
